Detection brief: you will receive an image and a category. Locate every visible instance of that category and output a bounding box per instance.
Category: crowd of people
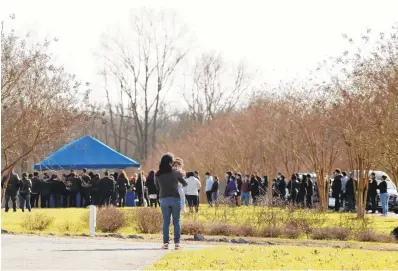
[175,168,390,216]
[1,168,155,212]
[1,166,391,216]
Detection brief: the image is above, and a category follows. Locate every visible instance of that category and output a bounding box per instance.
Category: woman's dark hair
[22,172,27,178]
[147,170,155,181]
[186,171,195,178]
[156,154,174,176]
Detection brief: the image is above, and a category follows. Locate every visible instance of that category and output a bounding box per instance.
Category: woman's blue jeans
[379,193,389,214]
[159,197,181,244]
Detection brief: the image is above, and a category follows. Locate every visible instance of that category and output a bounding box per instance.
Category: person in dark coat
[146,170,158,207]
[50,175,66,208]
[66,173,81,207]
[332,168,342,211]
[90,174,101,205]
[80,168,92,207]
[345,173,355,212]
[2,170,21,212]
[305,174,313,208]
[117,170,130,207]
[278,175,287,200]
[262,176,269,195]
[224,175,238,205]
[211,176,219,205]
[298,177,307,206]
[19,173,32,212]
[30,172,41,208]
[99,172,115,206]
[255,173,263,197]
[249,174,260,204]
[287,174,299,203]
[367,172,378,214]
[40,176,52,208]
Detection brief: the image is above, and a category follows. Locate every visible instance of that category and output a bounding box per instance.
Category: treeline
[145,25,398,217]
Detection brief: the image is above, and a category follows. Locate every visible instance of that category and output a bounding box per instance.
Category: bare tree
[100,9,190,160]
[1,16,94,175]
[183,52,253,123]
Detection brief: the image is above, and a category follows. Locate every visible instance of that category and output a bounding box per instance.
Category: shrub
[182,220,205,235]
[58,220,81,232]
[283,220,302,239]
[392,227,398,240]
[283,227,302,239]
[204,222,234,236]
[231,224,255,237]
[21,213,54,231]
[357,229,396,243]
[133,207,162,234]
[97,206,126,233]
[311,227,351,241]
[258,226,282,238]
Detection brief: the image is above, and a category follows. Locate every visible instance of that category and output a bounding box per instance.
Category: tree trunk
[1,166,15,204]
[316,169,328,211]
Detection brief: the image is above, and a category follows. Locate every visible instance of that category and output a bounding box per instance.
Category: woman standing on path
[155,154,187,250]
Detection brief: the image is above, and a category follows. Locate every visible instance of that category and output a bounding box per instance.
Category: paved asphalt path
[1,235,210,270]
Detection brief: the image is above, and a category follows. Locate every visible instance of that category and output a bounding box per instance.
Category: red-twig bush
[97,206,126,233]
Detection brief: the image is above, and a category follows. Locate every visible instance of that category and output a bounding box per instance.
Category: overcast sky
[1,0,398,106]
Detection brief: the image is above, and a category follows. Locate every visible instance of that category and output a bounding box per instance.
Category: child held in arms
[173,157,186,212]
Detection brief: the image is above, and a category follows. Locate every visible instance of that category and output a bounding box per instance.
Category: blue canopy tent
[33,136,140,207]
[33,136,140,170]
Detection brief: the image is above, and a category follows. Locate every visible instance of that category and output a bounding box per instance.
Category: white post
[89,205,96,237]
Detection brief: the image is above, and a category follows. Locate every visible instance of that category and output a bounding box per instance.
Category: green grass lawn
[1,205,397,236]
[147,246,398,270]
